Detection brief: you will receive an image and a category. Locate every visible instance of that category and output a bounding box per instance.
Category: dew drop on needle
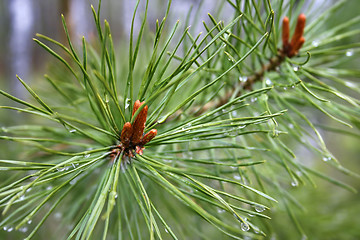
[241,222,250,232]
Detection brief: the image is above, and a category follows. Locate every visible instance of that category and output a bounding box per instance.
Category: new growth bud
[111,100,157,164]
[281,14,306,57]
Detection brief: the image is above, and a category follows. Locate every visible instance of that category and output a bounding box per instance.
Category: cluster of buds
[281,14,306,58]
[110,100,157,166]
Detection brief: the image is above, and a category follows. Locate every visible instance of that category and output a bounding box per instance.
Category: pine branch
[0,1,359,239]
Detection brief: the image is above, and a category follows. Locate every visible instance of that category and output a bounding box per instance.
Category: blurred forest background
[0,0,359,239]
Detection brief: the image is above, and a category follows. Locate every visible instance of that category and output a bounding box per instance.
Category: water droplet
[217,208,225,213]
[265,78,272,86]
[322,156,332,162]
[241,222,250,232]
[19,227,28,233]
[19,195,25,201]
[46,186,53,190]
[27,220,32,225]
[239,76,248,82]
[71,163,76,169]
[312,40,320,47]
[293,66,299,72]
[345,50,354,57]
[222,109,227,113]
[54,212,62,219]
[291,84,295,89]
[301,234,308,240]
[192,137,199,140]
[232,111,237,117]
[115,194,118,199]
[158,116,167,123]
[291,180,298,187]
[7,227,13,232]
[26,188,32,193]
[283,87,287,90]
[84,154,91,158]
[345,81,356,88]
[237,125,245,133]
[255,205,265,212]
[250,97,257,103]
[165,228,169,233]
[57,166,69,172]
[3,226,7,231]
[272,130,280,138]
[288,123,294,129]
[70,179,77,185]
[125,98,130,109]
[233,174,241,180]
[163,159,173,163]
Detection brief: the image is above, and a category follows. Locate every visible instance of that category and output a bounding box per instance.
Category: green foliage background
[0,0,359,239]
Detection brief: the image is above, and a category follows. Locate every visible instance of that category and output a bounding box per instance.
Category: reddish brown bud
[290,37,305,57]
[112,100,156,163]
[141,129,157,145]
[131,105,148,145]
[282,17,290,49]
[132,100,145,117]
[290,14,306,49]
[120,122,133,147]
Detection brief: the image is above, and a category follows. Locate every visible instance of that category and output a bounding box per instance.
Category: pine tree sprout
[282,14,306,58]
[110,100,157,168]
[195,14,309,113]
[0,0,359,239]
[241,14,307,91]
